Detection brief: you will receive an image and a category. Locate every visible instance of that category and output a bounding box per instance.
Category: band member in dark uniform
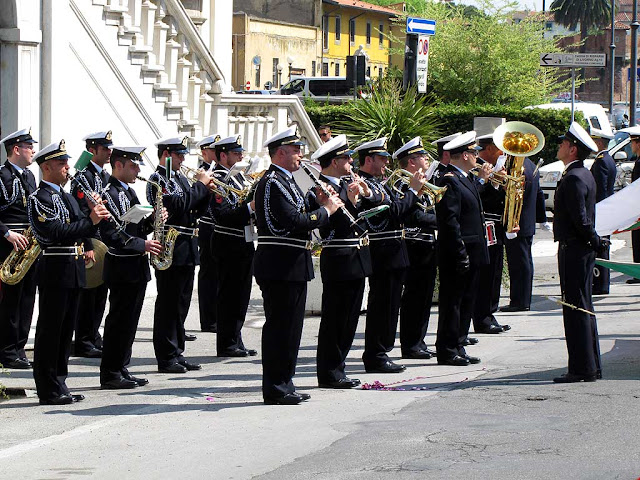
[28,140,110,405]
[0,128,38,369]
[70,131,113,358]
[392,137,438,359]
[99,146,163,389]
[431,132,461,184]
[356,138,424,373]
[254,126,343,405]
[307,134,372,388]
[472,133,510,333]
[147,137,212,373]
[553,122,604,383]
[196,134,220,332]
[435,132,490,366]
[620,126,640,283]
[209,135,257,357]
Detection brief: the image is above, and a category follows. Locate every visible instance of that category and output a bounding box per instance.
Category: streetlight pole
[631,0,638,125]
[609,0,616,124]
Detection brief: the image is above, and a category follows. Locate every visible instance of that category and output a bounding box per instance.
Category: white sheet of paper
[494,155,507,172]
[120,204,153,224]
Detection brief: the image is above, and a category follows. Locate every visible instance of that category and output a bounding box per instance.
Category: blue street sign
[406,17,436,36]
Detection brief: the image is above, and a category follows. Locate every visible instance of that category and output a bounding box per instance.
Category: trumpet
[179,164,248,200]
[468,165,509,187]
[384,167,447,211]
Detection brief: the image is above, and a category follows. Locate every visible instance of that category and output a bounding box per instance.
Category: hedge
[305,101,584,165]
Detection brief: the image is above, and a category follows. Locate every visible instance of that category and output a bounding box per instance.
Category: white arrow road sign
[540,53,606,67]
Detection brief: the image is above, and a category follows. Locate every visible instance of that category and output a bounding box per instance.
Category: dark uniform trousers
[100,180,152,381]
[553,161,601,377]
[310,175,372,383]
[197,220,218,330]
[29,184,97,400]
[147,166,210,367]
[253,165,329,400]
[474,224,504,331]
[631,159,640,265]
[590,151,616,293]
[435,166,489,360]
[210,167,255,353]
[71,163,110,353]
[0,163,38,364]
[358,171,417,368]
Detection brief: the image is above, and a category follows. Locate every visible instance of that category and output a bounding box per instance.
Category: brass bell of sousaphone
[492,121,545,233]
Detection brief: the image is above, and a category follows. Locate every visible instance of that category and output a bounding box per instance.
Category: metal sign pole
[571,67,576,123]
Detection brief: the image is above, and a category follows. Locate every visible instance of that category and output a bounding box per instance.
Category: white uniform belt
[322,236,370,248]
[198,217,215,226]
[485,213,502,222]
[4,223,29,229]
[166,225,199,237]
[107,251,146,258]
[257,236,313,250]
[404,232,435,243]
[42,245,85,256]
[368,229,405,241]
[214,225,245,238]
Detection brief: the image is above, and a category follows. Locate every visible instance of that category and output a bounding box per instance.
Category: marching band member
[307,134,372,389]
[147,137,211,374]
[393,137,438,359]
[253,126,343,405]
[588,129,616,295]
[99,146,162,390]
[431,132,461,184]
[0,128,38,370]
[553,122,604,383]
[71,131,113,358]
[436,132,490,366]
[29,140,110,405]
[209,135,257,357]
[356,137,423,374]
[196,134,220,333]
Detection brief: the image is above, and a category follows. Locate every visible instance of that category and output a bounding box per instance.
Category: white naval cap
[263,126,305,149]
[590,128,614,140]
[33,140,70,165]
[393,136,427,161]
[310,134,353,166]
[443,131,480,154]
[155,136,189,154]
[619,125,640,138]
[560,122,598,153]
[196,134,221,150]
[431,132,461,146]
[353,137,390,159]
[0,127,38,147]
[83,131,113,147]
[110,146,146,164]
[213,134,244,153]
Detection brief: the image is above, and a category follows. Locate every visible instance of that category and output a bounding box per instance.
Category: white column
[208,0,232,92]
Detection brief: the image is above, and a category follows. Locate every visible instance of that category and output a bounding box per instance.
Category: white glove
[505,232,518,240]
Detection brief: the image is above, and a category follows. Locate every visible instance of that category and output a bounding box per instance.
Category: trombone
[179,164,248,200]
[384,167,447,211]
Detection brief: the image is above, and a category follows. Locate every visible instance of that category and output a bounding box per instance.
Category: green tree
[550,0,611,51]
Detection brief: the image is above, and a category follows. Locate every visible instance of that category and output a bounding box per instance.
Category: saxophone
[137,175,180,271]
[0,227,41,285]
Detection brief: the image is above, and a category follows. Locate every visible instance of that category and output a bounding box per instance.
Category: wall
[233,0,320,27]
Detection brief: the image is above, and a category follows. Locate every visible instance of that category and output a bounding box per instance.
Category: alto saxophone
[0,227,41,285]
[137,175,180,271]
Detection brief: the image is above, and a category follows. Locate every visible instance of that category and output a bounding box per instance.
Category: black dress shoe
[184,333,197,341]
[74,347,102,358]
[264,393,303,405]
[626,278,640,284]
[297,392,311,401]
[201,325,217,333]
[158,363,187,374]
[348,377,361,386]
[101,377,138,390]
[437,355,470,366]
[218,348,249,358]
[319,378,360,389]
[499,304,530,312]
[500,324,512,331]
[123,374,149,387]
[553,373,597,383]
[402,350,433,359]
[2,358,31,369]
[178,360,202,371]
[71,394,85,402]
[365,360,406,374]
[244,348,258,356]
[476,325,503,334]
[462,354,481,364]
[592,290,609,295]
[39,394,73,406]
[461,337,479,346]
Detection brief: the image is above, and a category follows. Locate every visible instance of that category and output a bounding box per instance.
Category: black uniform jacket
[395,181,437,268]
[435,165,489,267]
[210,166,255,254]
[475,160,506,244]
[253,164,329,282]
[358,170,418,272]
[553,161,598,246]
[100,177,153,284]
[517,157,548,237]
[0,161,37,259]
[590,151,617,203]
[632,155,640,183]
[28,182,98,288]
[307,174,372,281]
[146,165,210,266]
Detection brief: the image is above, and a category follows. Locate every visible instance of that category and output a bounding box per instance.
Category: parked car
[525,102,614,137]
[235,90,277,95]
[539,132,633,211]
[278,76,367,104]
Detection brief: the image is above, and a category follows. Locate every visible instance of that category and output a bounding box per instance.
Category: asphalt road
[1,229,639,479]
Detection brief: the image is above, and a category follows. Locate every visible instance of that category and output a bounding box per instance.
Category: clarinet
[67,174,126,232]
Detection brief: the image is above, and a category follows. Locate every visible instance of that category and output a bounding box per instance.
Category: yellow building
[321,0,404,78]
